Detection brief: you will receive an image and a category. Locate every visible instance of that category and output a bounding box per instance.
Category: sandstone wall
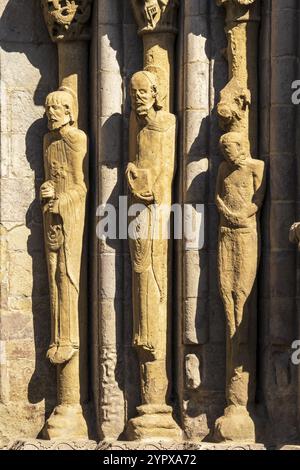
[0,0,57,443]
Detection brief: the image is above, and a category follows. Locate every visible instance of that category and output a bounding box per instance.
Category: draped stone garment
[128,110,176,359]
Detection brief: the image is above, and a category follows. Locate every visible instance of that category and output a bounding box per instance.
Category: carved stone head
[219,131,250,165]
[130,71,162,117]
[45,88,78,131]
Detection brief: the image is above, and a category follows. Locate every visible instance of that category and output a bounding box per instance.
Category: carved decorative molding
[131,0,178,35]
[41,0,93,42]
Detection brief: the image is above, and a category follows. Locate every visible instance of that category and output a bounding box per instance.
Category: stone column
[260,0,299,444]
[214,0,265,442]
[125,0,181,441]
[40,0,93,439]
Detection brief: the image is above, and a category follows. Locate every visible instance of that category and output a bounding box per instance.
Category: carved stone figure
[217,78,251,133]
[41,0,93,41]
[131,0,178,34]
[125,70,180,440]
[40,88,88,438]
[215,132,265,441]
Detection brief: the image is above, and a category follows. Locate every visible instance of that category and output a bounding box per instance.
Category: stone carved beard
[46,102,71,131]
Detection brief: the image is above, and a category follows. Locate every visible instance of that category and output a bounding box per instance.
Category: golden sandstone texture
[0,0,300,448]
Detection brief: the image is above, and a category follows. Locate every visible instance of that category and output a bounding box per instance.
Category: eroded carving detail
[99,347,125,437]
[40,87,88,439]
[41,0,93,41]
[131,0,178,34]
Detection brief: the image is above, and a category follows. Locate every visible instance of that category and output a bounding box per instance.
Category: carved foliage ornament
[41,0,93,41]
[131,0,179,34]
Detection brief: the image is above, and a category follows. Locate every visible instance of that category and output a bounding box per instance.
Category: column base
[42,404,88,440]
[214,405,255,443]
[126,405,181,441]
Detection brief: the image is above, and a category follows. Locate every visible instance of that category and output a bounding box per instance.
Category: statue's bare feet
[52,344,77,364]
[46,344,58,363]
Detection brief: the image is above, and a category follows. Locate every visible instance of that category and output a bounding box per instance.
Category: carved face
[220,133,246,166]
[45,92,72,131]
[130,72,157,117]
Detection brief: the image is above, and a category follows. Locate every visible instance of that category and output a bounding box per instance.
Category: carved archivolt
[41,0,93,41]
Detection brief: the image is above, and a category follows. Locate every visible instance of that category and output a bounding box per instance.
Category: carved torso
[221,164,254,212]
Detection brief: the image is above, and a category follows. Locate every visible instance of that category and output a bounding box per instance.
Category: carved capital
[41,0,93,42]
[217,0,256,5]
[216,0,259,23]
[131,0,178,35]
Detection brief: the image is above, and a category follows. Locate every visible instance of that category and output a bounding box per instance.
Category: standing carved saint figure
[40,87,88,438]
[125,70,180,440]
[215,131,265,441]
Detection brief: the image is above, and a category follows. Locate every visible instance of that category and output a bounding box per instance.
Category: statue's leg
[214,231,256,442]
[53,248,77,364]
[46,251,59,362]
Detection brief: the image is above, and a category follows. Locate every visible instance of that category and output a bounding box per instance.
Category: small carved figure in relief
[289,222,300,248]
[40,88,88,365]
[214,132,265,441]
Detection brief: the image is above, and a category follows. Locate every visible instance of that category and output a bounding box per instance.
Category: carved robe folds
[128,111,175,365]
[42,127,87,364]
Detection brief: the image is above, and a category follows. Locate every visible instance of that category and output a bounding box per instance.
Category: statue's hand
[48,198,59,214]
[40,182,55,200]
[135,190,154,203]
[126,163,138,192]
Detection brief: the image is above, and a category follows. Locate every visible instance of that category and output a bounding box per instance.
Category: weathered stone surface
[0,0,300,448]
[7,439,97,451]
